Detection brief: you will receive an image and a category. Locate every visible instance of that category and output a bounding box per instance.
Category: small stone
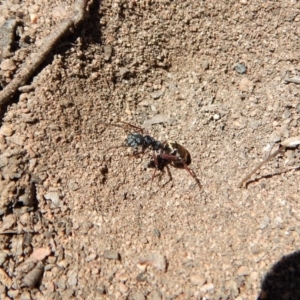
[22,263,44,288]
[260,215,270,229]
[20,290,31,300]
[273,216,283,228]
[250,244,261,255]
[118,282,128,294]
[138,252,167,271]
[200,283,215,293]
[67,269,77,287]
[0,124,14,136]
[270,132,281,143]
[0,252,8,266]
[44,191,62,208]
[150,90,165,99]
[237,266,250,276]
[148,290,162,300]
[0,58,16,71]
[132,291,146,300]
[201,60,209,70]
[104,45,112,61]
[0,155,8,168]
[18,85,35,92]
[103,250,120,260]
[85,253,97,262]
[153,228,161,238]
[6,134,26,146]
[119,67,130,76]
[239,77,254,92]
[190,274,206,286]
[1,214,17,231]
[235,63,247,74]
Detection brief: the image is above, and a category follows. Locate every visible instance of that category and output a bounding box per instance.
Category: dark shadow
[257,251,300,300]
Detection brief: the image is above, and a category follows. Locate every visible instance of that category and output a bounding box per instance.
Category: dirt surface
[1,0,300,299]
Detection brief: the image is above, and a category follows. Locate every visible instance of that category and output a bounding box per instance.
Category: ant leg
[181,162,201,188]
[159,153,201,188]
[166,165,173,183]
[118,120,146,134]
[151,153,159,181]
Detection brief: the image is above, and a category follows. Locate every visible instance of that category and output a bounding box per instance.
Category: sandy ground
[1,0,300,299]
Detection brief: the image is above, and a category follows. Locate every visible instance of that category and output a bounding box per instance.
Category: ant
[104,121,201,188]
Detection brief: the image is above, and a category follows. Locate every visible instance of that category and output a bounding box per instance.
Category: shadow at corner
[258,250,300,300]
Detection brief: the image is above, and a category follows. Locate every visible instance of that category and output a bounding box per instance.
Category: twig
[0,0,90,111]
[238,145,286,188]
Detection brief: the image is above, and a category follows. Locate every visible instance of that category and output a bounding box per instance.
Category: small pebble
[260,215,270,229]
[235,63,247,74]
[237,266,250,276]
[190,274,206,286]
[200,283,215,293]
[0,58,16,71]
[103,250,120,260]
[132,291,146,300]
[150,89,164,99]
[104,45,112,61]
[239,77,254,92]
[0,124,14,136]
[201,60,209,70]
[6,134,26,146]
[148,290,162,300]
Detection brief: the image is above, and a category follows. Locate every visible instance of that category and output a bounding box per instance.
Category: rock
[20,290,31,300]
[235,63,247,74]
[67,269,78,287]
[0,124,14,136]
[6,134,26,146]
[44,191,62,208]
[260,215,270,229]
[85,253,97,262]
[0,19,18,58]
[22,262,44,288]
[0,155,8,168]
[132,291,146,300]
[200,283,215,293]
[0,252,8,266]
[190,274,206,286]
[148,290,162,300]
[237,266,250,276]
[150,89,165,99]
[118,282,128,294]
[201,60,209,70]
[138,252,167,272]
[103,250,120,260]
[0,58,16,71]
[239,77,254,92]
[104,45,112,61]
[1,214,17,231]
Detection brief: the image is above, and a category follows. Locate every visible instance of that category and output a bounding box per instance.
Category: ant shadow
[257,250,300,300]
